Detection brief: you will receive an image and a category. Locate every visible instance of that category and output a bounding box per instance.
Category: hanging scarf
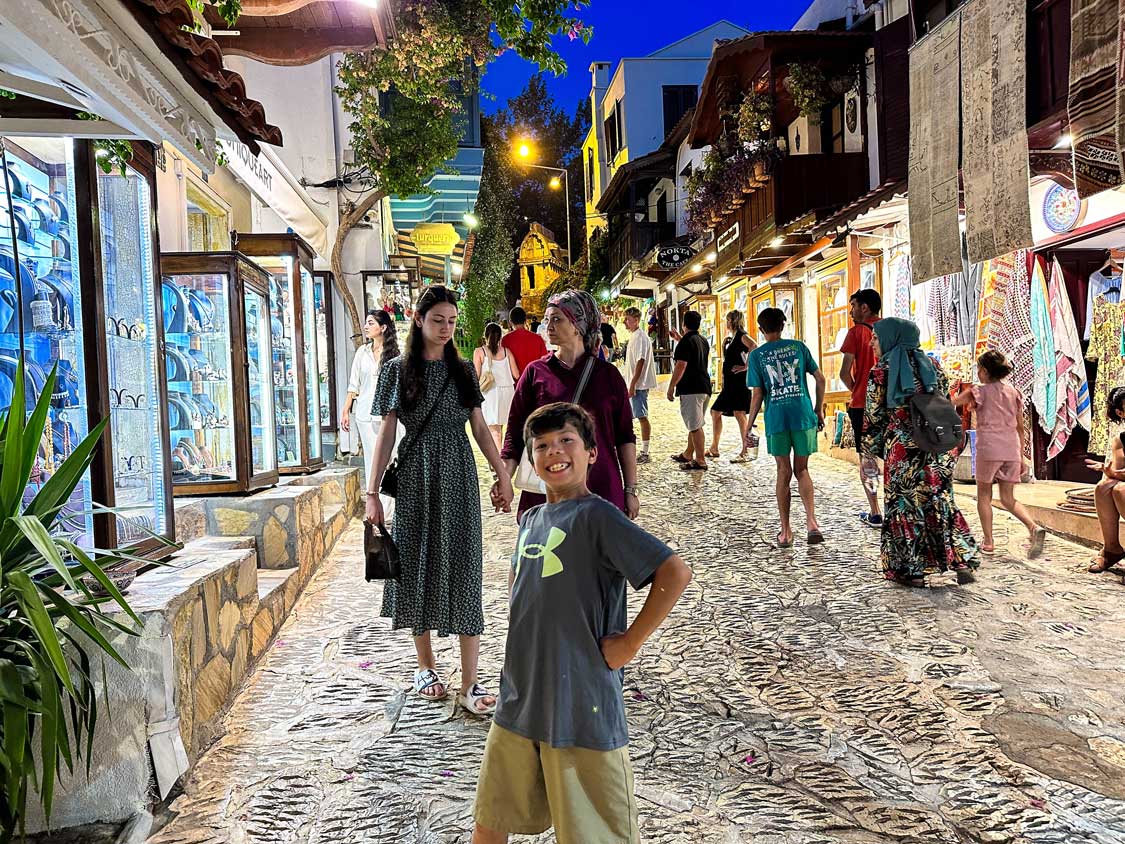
[1048,257,1092,458]
[1029,257,1057,431]
[547,289,602,353]
[874,317,937,408]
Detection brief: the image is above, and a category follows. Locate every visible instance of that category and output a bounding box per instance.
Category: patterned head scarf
[873,317,937,408]
[547,289,602,353]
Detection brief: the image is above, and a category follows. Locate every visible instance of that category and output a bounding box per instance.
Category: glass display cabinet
[312,270,337,434]
[160,251,279,494]
[0,137,175,555]
[234,233,324,474]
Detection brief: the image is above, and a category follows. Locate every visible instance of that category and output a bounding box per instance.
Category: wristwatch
[624,484,638,496]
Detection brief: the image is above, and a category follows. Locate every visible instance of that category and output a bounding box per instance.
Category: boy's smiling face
[531,422,597,495]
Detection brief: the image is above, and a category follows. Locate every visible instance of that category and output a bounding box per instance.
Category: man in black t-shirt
[666,310,712,471]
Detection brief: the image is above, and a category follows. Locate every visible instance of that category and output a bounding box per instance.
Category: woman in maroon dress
[496,289,639,520]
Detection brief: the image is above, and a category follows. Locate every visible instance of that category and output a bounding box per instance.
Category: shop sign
[656,244,695,269]
[410,223,461,256]
[717,222,740,254]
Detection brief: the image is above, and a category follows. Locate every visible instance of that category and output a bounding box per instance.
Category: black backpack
[906,353,963,453]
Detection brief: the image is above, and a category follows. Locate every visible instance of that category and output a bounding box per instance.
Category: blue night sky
[481,1,807,116]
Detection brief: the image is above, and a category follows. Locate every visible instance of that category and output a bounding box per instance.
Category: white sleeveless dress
[482,349,516,426]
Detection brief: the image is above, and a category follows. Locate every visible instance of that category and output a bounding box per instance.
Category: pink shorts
[976,459,1021,484]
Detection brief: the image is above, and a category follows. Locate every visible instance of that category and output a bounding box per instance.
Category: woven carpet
[1068,0,1122,197]
[960,0,1034,265]
[908,12,964,284]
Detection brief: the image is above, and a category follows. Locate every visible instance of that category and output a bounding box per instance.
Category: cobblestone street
[149,396,1125,844]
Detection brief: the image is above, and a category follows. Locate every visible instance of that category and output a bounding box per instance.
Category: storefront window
[97,162,168,542]
[186,180,231,252]
[268,257,300,468]
[244,285,276,476]
[299,264,322,459]
[817,260,850,395]
[0,138,94,546]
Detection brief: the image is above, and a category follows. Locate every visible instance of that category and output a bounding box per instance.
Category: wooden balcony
[607,219,676,279]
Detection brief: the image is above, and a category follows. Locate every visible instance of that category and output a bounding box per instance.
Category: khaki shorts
[473,723,640,844]
[679,393,708,432]
[976,459,1021,484]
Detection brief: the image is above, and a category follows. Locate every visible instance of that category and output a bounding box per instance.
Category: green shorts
[473,723,640,844]
[766,427,819,457]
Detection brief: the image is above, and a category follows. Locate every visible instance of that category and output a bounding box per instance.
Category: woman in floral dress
[861,318,980,586]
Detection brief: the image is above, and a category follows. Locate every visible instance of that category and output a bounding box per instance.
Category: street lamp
[513,140,572,266]
[463,211,479,228]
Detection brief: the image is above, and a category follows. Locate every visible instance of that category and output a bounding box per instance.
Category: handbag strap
[572,356,595,405]
[394,370,452,465]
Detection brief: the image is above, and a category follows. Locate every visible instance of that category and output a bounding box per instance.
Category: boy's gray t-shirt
[495,494,673,751]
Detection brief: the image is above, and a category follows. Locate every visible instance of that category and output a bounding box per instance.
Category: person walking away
[598,321,618,362]
[1085,387,1125,572]
[366,286,515,715]
[472,403,692,844]
[666,310,712,471]
[840,288,884,526]
[501,306,548,376]
[746,307,826,547]
[497,289,639,521]
[708,309,757,462]
[861,317,980,586]
[951,350,1046,557]
[623,306,657,463]
[342,310,400,518]
[474,322,519,450]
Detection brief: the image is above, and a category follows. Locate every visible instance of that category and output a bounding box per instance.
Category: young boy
[473,402,693,844]
[746,307,827,548]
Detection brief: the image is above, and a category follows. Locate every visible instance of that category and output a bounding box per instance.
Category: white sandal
[413,668,448,701]
[458,683,496,716]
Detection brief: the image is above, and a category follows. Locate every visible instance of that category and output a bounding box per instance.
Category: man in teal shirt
[746,307,827,548]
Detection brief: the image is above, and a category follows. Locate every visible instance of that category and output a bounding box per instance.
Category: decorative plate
[1042,182,1084,234]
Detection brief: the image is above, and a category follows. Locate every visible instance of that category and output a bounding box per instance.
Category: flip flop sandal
[776,532,793,548]
[1028,528,1046,560]
[730,455,750,463]
[413,668,449,701]
[680,461,708,471]
[1088,551,1125,573]
[705,451,721,458]
[807,529,825,545]
[458,683,496,716]
[669,454,690,463]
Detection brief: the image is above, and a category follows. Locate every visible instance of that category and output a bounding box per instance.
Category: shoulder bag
[513,356,596,494]
[364,519,400,580]
[907,353,964,454]
[478,352,496,393]
[379,371,451,499]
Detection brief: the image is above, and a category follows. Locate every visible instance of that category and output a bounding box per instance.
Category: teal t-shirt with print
[495,494,672,750]
[746,339,819,436]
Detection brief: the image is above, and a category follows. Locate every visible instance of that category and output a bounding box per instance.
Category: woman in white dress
[473,322,518,450]
[342,310,400,500]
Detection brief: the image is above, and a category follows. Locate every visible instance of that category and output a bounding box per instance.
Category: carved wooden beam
[1029,149,1075,190]
[219,0,342,15]
[214,26,382,65]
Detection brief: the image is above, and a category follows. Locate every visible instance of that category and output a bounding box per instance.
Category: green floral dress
[373,357,484,636]
[861,359,980,580]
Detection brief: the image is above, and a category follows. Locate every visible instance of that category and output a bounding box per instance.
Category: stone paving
[148,397,1125,843]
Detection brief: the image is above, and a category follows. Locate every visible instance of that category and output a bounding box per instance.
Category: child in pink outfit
[953,351,1046,557]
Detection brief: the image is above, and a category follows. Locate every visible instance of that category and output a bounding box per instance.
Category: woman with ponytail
[366,286,514,715]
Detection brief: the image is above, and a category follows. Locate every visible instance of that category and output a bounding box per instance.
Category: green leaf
[34,583,128,670]
[6,572,74,696]
[19,365,56,494]
[0,363,26,518]
[56,541,141,626]
[10,515,79,595]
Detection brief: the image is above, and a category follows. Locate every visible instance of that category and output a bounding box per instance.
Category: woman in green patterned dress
[861,318,980,586]
[366,286,514,715]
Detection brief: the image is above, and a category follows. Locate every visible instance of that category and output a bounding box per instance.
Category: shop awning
[388,146,485,238]
[810,179,906,238]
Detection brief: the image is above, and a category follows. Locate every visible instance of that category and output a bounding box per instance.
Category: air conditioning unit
[843,88,863,152]
[787,115,822,156]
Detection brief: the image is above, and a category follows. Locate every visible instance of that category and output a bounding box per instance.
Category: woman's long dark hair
[400,286,476,412]
[484,322,502,355]
[368,309,399,362]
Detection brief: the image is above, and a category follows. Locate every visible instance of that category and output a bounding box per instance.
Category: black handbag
[364,519,400,580]
[380,372,451,499]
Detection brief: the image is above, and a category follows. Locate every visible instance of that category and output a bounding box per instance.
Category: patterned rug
[1068,0,1122,197]
[908,12,964,284]
[960,0,1034,265]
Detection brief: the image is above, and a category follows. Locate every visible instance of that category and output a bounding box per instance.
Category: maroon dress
[502,353,636,519]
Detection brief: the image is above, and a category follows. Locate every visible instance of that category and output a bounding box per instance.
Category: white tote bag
[513,357,595,493]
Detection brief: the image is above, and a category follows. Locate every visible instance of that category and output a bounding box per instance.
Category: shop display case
[0,137,175,555]
[749,279,801,344]
[312,270,337,434]
[234,233,324,474]
[362,263,419,324]
[160,252,279,494]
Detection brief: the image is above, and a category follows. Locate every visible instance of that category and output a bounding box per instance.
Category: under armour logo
[516,527,568,578]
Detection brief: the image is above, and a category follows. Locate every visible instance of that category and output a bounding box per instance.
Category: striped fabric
[1067,0,1123,197]
[1047,257,1092,459]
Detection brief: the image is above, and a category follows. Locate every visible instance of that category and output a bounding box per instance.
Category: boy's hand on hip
[600,633,637,670]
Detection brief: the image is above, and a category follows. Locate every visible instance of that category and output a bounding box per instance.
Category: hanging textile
[1084,299,1125,456]
[909,13,964,282]
[927,274,960,346]
[1084,267,1123,340]
[960,0,1035,264]
[1029,258,1058,431]
[987,250,1036,400]
[1047,257,1092,459]
[976,259,1000,357]
[890,253,912,319]
[952,261,983,346]
[1068,0,1123,197]
[915,279,936,349]
[933,344,976,383]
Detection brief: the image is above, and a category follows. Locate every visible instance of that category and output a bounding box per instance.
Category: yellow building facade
[518,223,567,317]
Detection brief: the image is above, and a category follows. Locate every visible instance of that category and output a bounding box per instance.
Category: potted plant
[737,90,773,145]
[784,62,833,122]
[0,362,143,840]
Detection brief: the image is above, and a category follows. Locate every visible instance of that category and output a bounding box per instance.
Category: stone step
[257,568,298,603]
